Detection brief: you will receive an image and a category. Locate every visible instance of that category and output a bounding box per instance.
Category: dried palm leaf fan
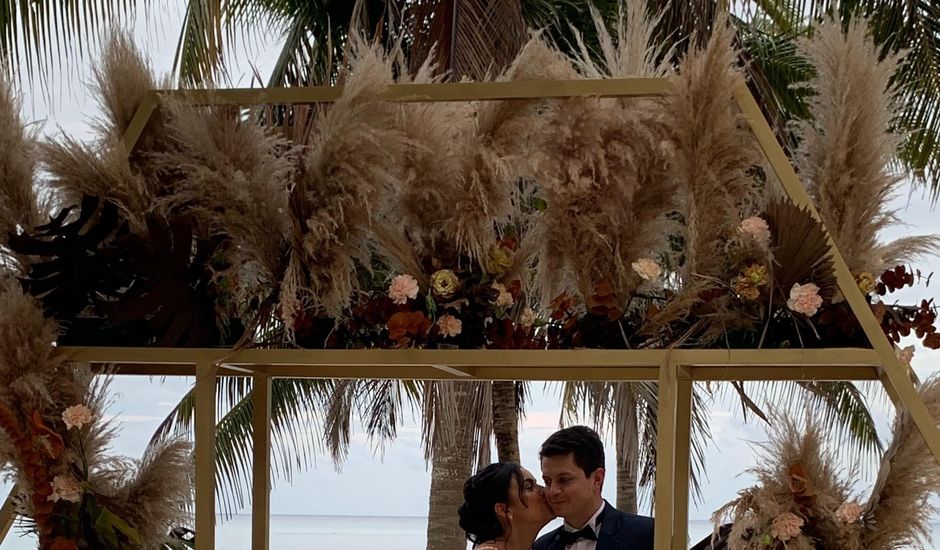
[763,198,837,305]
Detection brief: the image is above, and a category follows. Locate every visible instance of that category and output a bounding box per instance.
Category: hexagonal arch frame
[2,78,938,550]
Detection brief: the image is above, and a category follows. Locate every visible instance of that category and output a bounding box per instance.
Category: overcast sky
[2,5,940,548]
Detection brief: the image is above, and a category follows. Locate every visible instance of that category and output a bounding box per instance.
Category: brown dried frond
[795,18,937,275]
[101,438,194,548]
[0,76,40,255]
[289,35,410,317]
[863,375,940,550]
[155,100,294,287]
[666,16,759,282]
[90,31,159,144]
[764,199,837,304]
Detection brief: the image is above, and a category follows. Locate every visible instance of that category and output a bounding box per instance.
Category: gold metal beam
[251,371,272,550]
[195,361,218,550]
[673,369,693,550]
[120,78,671,153]
[654,362,677,550]
[0,486,16,545]
[157,78,671,105]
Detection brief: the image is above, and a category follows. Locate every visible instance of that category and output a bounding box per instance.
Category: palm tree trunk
[615,383,639,513]
[426,381,476,550]
[492,380,519,462]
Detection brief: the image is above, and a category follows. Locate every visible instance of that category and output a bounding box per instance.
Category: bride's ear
[495,502,510,520]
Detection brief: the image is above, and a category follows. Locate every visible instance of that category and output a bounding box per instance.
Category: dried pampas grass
[570,0,673,79]
[100,438,193,548]
[518,26,679,306]
[90,32,160,145]
[285,35,411,319]
[863,375,940,549]
[42,136,151,221]
[0,76,40,271]
[666,16,759,282]
[155,99,294,297]
[796,18,938,275]
[712,414,863,550]
[42,31,169,225]
[0,277,65,420]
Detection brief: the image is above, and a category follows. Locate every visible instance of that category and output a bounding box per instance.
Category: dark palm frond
[149,376,332,516]
[0,1,144,89]
[174,0,227,87]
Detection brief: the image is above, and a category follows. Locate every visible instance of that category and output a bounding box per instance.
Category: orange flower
[388,311,431,342]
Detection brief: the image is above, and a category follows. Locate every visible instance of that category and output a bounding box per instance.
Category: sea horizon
[2,514,937,549]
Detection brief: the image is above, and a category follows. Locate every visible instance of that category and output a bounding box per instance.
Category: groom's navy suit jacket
[532,501,654,550]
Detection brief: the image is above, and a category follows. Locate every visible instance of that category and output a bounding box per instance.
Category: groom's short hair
[539,425,605,476]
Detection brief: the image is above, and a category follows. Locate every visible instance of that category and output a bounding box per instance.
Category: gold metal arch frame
[2,78,939,550]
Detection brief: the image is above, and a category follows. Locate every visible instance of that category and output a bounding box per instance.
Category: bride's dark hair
[458,462,527,544]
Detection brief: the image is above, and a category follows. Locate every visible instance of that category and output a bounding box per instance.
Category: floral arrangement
[0,15,933,362]
[0,278,193,549]
[710,376,940,549]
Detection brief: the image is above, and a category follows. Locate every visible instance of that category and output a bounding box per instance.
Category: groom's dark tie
[559,526,597,546]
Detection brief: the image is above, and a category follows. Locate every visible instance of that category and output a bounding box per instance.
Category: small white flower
[492,282,514,308]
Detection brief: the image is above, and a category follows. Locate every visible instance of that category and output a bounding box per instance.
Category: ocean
[0,516,936,548]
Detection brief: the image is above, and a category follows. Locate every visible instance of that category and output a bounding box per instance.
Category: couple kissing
[458,426,654,550]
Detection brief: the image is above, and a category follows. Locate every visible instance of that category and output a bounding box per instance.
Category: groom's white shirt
[562,501,606,550]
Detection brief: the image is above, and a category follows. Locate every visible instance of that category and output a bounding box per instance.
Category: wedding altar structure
[2,74,937,550]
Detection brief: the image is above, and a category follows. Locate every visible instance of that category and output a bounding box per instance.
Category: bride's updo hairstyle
[458,462,526,544]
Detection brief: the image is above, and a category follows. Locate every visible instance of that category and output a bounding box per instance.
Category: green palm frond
[150,376,333,516]
[174,0,226,87]
[737,379,883,471]
[0,1,143,87]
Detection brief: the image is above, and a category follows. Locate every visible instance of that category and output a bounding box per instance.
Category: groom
[534,426,654,550]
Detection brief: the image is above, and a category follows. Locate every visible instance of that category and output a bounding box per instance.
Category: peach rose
[436,314,462,338]
[787,283,823,316]
[836,501,862,523]
[492,282,514,308]
[388,274,420,305]
[770,512,803,541]
[739,216,771,247]
[62,404,93,430]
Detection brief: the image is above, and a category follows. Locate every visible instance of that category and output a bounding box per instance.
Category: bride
[458,462,555,550]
